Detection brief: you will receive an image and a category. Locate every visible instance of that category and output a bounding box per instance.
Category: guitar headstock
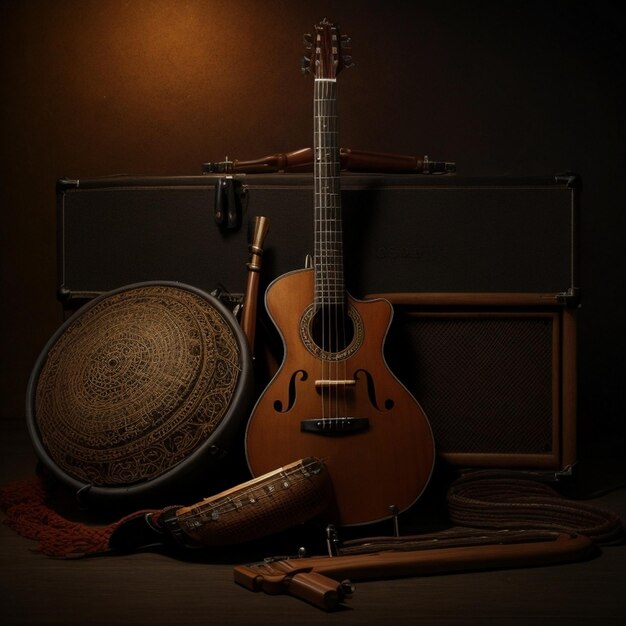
[302,18,353,78]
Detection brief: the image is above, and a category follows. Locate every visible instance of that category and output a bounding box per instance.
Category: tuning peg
[342,55,354,68]
[301,55,311,74]
[303,33,313,49]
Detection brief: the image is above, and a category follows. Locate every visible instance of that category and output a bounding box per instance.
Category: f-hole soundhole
[310,304,355,354]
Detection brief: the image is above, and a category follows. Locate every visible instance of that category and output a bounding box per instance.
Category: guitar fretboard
[314,78,344,307]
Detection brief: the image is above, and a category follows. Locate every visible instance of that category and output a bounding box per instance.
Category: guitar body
[245,267,435,526]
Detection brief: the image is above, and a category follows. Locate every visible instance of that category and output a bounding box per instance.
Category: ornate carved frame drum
[26,281,253,506]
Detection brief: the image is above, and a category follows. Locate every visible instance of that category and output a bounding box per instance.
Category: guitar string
[316,75,349,427]
[315,24,349,426]
[326,77,335,427]
[318,77,329,425]
[317,77,335,426]
[314,77,326,423]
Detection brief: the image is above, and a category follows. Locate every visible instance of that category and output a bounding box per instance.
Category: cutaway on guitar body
[245,269,435,526]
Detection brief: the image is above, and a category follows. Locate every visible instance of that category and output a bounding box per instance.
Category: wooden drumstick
[241,215,270,354]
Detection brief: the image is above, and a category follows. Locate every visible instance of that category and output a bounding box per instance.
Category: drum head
[26,282,253,505]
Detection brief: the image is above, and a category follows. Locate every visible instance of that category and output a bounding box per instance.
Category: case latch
[214,176,245,230]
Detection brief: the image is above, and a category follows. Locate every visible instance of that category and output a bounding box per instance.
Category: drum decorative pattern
[34,285,242,486]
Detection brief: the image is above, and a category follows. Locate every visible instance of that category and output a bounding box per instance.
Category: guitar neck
[314,77,344,307]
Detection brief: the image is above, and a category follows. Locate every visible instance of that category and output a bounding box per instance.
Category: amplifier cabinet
[379,293,577,472]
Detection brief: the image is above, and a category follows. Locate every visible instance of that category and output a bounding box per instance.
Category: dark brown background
[1,0,624,468]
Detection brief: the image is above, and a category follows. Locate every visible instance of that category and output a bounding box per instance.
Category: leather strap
[108,506,182,552]
[446,469,624,545]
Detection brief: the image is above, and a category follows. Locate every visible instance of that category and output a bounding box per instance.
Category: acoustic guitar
[245,19,435,526]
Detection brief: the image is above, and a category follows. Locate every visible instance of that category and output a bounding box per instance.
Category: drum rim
[25,280,253,502]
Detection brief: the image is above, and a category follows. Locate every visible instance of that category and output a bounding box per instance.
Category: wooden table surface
[2,418,625,626]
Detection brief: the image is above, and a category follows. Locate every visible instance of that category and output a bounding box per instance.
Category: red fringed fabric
[0,475,156,558]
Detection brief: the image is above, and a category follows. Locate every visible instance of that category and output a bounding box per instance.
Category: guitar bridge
[301,417,369,436]
[314,379,356,388]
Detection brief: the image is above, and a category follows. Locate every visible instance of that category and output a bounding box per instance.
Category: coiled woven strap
[446,470,624,545]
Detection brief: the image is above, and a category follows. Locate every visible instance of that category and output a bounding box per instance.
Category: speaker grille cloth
[34,285,242,487]
[389,316,554,455]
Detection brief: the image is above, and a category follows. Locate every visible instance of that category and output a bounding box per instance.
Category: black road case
[57,173,579,309]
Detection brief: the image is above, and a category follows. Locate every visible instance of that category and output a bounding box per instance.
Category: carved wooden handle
[241,215,270,354]
[234,532,597,610]
[205,147,455,174]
